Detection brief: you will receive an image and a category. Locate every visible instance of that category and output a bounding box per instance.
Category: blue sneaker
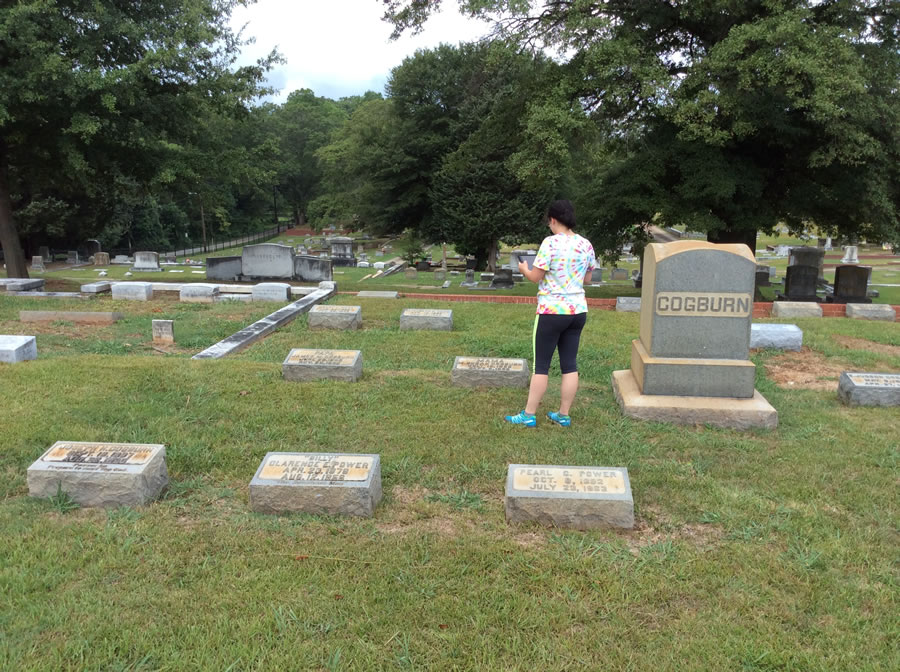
[505,411,536,427]
[547,411,571,427]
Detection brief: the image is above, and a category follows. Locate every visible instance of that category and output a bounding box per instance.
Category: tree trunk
[486,238,499,272]
[0,138,29,278]
[707,228,757,253]
[292,204,300,227]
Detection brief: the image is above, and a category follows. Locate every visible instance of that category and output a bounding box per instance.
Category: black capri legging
[532,312,587,375]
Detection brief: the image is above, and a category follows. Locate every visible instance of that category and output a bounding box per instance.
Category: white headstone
[111,282,153,301]
[0,335,37,363]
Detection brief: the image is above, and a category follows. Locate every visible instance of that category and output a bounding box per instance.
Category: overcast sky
[230,0,492,102]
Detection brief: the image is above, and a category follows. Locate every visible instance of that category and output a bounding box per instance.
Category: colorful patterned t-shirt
[533,233,596,315]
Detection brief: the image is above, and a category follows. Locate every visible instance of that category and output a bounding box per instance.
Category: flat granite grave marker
[837,372,900,407]
[612,241,777,430]
[283,348,363,382]
[2,278,44,292]
[505,465,634,530]
[400,308,453,331]
[250,452,382,516]
[451,356,529,388]
[615,297,641,313]
[845,303,896,321]
[80,281,111,294]
[27,441,168,508]
[112,282,153,301]
[308,304,362,330]
[750,324,803,351]
[251,282,292,302]
[20,311,123,325]
[357,291,399,299]
[0,335,37,363]
[152,320,174,344]
[179,284,219,303]
[771,301,823,318]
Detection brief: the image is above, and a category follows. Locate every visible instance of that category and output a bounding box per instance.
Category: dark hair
[547,199,576,230]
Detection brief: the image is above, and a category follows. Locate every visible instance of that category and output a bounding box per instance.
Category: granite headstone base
[611,369,777,430]
[505,464,634,530]
[282,348,362,382]
[249,452,382,517]
[451,357,529,388]
[630,339,755,398]
[837,372,900,407]
[27,442,168,508]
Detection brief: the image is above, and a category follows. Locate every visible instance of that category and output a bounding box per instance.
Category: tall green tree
[384,1,900,253]
[0,0,276,277]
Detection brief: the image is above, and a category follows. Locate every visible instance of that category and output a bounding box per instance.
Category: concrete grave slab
[357,291,399,299]
[308,305,362,330]
[451,356,529,388]
[0,335,37,363]
[2,279,45,292]
[5,291,88,299]
[845,303,896,321]
[400,308,452,331]
[837,372,900,407]
[771,301,823,318]
[250,452,382,517]
[282,348,362,382]
[750,324,803,351]
[179,284,219,303]
[112,282,153,301]
[20,311,123,325]
[251,282,291,302]
[505,464,633,530]
[27,441,168,508]
[80,281,111,294]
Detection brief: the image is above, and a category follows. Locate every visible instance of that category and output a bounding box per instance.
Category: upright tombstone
[38,245,51,261]
[27,442,169,508]
[241,243,295,280]
[83,239,102,258]
[152,320,175,344]
[611,241,777,429]
[400,308,453,331]
[489,269,515,289]
[505,464,634,530]
[405,267,418,280]
[451,356,529,388]
[131,251,162,272]
[828,265,871,304]
[307,305,362,330]
[282,348,363,382]
[250,452,382,517]
[93,251,110,266]
[294,255,333,282]
[460,269,477,288]
[329,237,356,267]
[66,250,80,264]
[780,265,820,302]
[773,245,790,257]
[840,245,859,264]
[611,268,629,281]
[789,247,825,282]
[206,255,243,282]
[837,372,900,407]
[30,256,46,272]
[0,335,37,363]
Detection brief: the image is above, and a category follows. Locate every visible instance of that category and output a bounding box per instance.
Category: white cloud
[230,0,492,102]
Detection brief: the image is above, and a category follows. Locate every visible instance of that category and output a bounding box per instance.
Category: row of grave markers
[26,442,634,530]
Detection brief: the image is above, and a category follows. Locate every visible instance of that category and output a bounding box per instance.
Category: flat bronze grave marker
[282,348,363,382]
[250,452,382,516]
[27,441,169,508]
[505,464,633,530]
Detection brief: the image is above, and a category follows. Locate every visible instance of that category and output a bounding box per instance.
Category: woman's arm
[518,260,545,284]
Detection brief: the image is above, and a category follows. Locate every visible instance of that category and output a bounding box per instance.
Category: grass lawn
[1,291,898,670]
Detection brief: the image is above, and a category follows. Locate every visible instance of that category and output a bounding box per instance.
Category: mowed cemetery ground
[1,290,898,670]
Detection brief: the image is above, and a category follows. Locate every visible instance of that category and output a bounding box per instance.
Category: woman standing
[505,200,595,427]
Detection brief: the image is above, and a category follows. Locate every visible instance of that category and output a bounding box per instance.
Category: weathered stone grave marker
[615,297,641,313]
[771,301,822,318]
[250,452,382,516]
[780,265,819,302]
[837,372,900,407]
[179,284,219,303]
[242,243,295,279]
[251,282,291,302]
[93,251,110,266]
[845,304,896,321]
[20,311,123,325]
[80,281,111,294]
[308,304,362,330]
[400,308,452,331]
[750,324,803,351]
[451,356,529,388]
[505,464,634,530]
[31,256,45,272]
[112,282,153,301]
[612,241,777,429]
[27,442,168,508]
[0,335,37,363]
[829,265,871,304]
[357,291,398,299]
[152,320,174,344]
[132,251,162,272]
[282,348,363,382]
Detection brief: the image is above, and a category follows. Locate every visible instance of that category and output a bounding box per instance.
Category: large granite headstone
[93,251,110,266]
[505,464,633,530]
[66,250,80,264]
[282,348,362,382]
[0,335,37,363]
[789,247,825,282]
[27,442,168,508]
[489,269,515,290]
[38,246,50,261]
[294,255,333,282]
[451,357,529,388]
[242,243,294,279]
[206,255,242,282]
[250,452,381,516]
[829,265,871,304]
[837,372,900,407]
[400,308,452,331]
[132,251,162,272]
[611,241,777,429]
[781,265,819,302]
[307,305,362,330]
[329,237,356,267]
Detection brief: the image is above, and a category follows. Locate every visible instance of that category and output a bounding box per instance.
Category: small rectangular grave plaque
[400,308,453,331]
[505,464,634,529]
[283,348,363,382]
[451,356,529,388]
[250,452,382,516]
[308,304,362,330]
[152,319,174,344]
[27,441,169,508]
[838,372,900,407]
